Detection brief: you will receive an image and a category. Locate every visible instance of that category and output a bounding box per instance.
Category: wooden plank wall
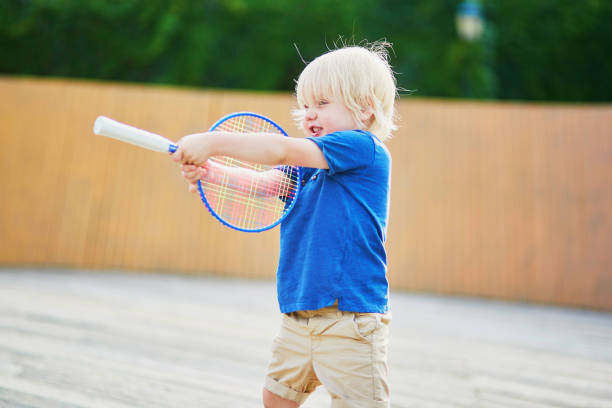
[1,77,611,310]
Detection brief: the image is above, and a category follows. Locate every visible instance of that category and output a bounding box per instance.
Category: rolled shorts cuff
[264,376,310,405]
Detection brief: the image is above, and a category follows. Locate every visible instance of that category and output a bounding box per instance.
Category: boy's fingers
[173,149,192,165]
[179,159,207,185]
[182,168,202,182]
[173,146,193,165]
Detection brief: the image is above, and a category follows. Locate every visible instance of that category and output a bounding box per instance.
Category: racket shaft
[94,116,176,153]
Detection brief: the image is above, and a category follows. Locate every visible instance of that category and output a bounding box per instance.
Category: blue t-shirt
[276,130,391,313]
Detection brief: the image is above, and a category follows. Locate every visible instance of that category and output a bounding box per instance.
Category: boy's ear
[359,105,374,126]
[358,97,375,124]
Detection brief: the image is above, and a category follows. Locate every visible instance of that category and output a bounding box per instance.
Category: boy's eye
[303,100,327,109]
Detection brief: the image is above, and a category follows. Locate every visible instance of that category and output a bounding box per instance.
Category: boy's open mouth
[309,126,323,136]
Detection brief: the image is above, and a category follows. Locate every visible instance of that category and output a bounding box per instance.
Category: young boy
[173,42,397,408]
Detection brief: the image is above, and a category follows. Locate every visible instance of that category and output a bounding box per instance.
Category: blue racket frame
[196,112,302,232]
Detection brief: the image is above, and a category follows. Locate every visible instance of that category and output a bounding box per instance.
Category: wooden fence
[1,77,611,310]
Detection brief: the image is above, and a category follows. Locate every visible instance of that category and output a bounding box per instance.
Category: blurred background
[1,0,611,310]
[2,0,612,101]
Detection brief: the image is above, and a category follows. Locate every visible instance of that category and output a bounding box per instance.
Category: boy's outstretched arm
[171,131,328,169]
[180,161,288,198]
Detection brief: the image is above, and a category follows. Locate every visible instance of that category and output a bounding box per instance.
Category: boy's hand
[180,163,208,194]
[171,132,214,193]
[171,132,212,166]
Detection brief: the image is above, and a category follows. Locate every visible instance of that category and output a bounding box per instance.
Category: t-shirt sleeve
[307,130,375,176]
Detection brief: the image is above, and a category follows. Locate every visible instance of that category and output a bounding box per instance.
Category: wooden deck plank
[1,268,611,408]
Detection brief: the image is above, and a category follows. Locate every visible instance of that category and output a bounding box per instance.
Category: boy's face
[302,97,363,138]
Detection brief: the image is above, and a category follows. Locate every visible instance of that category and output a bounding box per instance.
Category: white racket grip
[93,116,177,153]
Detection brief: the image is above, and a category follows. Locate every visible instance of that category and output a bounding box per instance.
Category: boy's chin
[303,131,323,138]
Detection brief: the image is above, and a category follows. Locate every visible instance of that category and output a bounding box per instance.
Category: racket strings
[202,183,293,212]
[200,114,300,230]
[203,169,298,209]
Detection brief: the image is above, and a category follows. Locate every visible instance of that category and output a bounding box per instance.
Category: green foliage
[490,0,612,101]
[359,0,497,98]
[1,0,610,101]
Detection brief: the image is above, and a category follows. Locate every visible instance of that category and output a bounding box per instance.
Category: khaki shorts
[264,303,391,407]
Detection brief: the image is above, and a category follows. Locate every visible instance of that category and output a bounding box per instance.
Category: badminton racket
[93,113,301,232]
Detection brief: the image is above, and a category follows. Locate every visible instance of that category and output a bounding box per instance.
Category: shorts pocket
[351,313,380,342]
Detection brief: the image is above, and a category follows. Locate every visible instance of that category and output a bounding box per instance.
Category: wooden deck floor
[0,268,611,408]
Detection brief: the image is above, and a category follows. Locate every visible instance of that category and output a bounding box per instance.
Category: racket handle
[94,116,178,153]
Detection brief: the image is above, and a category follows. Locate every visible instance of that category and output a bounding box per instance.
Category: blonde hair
[293,42,398,140]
